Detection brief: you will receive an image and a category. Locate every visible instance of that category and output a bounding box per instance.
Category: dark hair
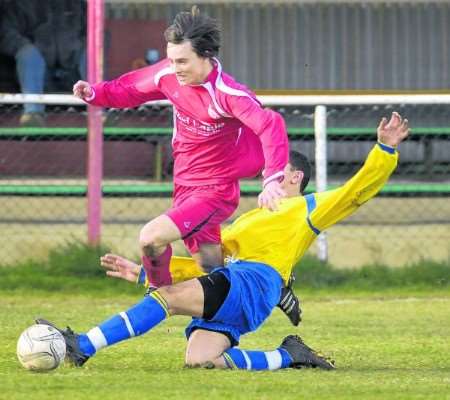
[289,150,311,194]
[164,6,221,58]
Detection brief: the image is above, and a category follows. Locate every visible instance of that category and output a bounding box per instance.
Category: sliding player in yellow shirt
[37,112,409,371]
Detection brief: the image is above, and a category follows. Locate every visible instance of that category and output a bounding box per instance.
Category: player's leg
[15,44,46,122]
[184,327,333,371]
[140,186,218,287]
[220,336,334,371]
[185,330,301,371]
[185,330,334,371]
[74,279,206,357]
[146,182,239,285]
[189,238,223,273]
[183,327,294,371]
[183,182,240,272]
[102,249,302,328]
[185,329,231,368]
[34,288,172,367]
[35,269,229,366]
[139,214,181,287]
[184,262,331,371]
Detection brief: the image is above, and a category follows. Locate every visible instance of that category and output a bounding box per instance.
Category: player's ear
[292,171,304,185]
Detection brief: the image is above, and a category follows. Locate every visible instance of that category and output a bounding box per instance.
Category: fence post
[314,105,328,262]
[87,0,104,245]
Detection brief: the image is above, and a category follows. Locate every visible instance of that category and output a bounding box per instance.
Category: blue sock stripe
[241,351,252,370]
[224,348,248,369]
[119,312,135,337]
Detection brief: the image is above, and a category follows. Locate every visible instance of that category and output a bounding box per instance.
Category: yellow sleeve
[169,256,205,283]
[309,143,398,232]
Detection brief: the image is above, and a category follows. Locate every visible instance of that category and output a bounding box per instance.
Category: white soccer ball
[17,324,66,371]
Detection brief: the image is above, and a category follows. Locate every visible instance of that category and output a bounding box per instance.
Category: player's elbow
[260,109,286,133]
[257,111,289,152]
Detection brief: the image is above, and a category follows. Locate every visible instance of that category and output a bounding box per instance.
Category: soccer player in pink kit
[73,8,289,291]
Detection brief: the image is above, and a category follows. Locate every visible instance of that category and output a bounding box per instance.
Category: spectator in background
[0,0,87,126]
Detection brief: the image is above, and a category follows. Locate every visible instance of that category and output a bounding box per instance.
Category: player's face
[167,41,212,85]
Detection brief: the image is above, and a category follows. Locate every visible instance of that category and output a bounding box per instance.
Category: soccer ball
[17,324,66,371]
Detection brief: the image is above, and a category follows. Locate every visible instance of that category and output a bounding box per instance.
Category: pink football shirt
[85,58,289,187]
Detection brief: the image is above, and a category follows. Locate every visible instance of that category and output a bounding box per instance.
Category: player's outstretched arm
[308,112,409,232]
[73,61,169,108]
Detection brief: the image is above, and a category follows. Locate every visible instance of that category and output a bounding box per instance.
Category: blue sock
[223,347,293,371]
[78,292,169,356]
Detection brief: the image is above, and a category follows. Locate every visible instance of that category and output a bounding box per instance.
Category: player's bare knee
[140,241,157,258]
[139,232,164,257]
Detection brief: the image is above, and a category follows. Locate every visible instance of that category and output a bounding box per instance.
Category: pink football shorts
[166,181,240,254]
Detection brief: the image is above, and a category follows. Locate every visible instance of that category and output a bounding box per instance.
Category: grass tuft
[0,241,448,293]
[294,255,450,289]
[0,241,137,294]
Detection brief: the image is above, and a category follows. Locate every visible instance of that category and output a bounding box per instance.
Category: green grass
[1,243,449,399]
[1,291,449,400]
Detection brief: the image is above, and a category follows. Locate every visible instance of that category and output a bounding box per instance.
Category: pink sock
[141,245,173,287]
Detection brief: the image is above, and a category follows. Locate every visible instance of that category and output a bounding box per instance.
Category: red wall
[105,19,167,80]
[0,141,158,177]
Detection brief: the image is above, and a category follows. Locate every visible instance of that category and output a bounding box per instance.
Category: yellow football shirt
[169,143,398,284]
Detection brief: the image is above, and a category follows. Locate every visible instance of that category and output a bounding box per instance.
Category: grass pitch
[1,289,449,400]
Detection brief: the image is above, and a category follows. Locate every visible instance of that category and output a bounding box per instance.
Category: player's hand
[258,180,287,211]
[73,80,93,99]
[100,253,141,283]
[377,112,410,147]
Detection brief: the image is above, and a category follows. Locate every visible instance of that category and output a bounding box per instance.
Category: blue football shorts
[185,260,283,346]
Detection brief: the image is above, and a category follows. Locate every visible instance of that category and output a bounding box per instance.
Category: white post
[314,105,328,262]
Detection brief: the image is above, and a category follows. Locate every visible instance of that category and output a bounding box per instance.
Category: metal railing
[1,93,449,266]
